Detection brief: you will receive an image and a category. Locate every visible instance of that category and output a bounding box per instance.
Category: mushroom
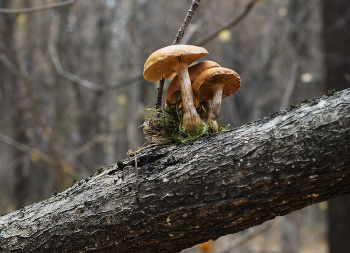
[192,67,241,131]
[143,45,209,132]
[166,60,221,108]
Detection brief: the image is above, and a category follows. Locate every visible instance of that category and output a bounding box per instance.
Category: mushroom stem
[207,85,223,132]
[175,63,202,132]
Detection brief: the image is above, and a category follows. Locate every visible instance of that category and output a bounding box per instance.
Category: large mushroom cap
[192,67,241,101]
[166,60,220,105]
[143,45,209,82]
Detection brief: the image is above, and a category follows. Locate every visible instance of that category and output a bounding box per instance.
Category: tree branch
[0,132,55,166]
[279,61,299,110]
[0,0,76,14]
[48,41,143,91]
[62,127,125,165]
[1,88,350,252]
[194,0,261,46]
[172,0,202,45]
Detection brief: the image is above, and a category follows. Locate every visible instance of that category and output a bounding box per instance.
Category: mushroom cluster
[143,45,241,133]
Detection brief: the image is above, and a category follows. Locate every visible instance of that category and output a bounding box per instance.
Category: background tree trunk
[322,0,350,93]
[1,88,349,253]
[322,1,350,253]
[0,0,30,209]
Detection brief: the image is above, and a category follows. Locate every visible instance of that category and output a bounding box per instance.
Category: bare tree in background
[322,1,350,253]
[0,0,30,209]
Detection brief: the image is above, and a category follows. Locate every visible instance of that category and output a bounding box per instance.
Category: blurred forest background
[0,0,349,252]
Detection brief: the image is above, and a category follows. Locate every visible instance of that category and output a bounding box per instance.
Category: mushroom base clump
[142,103,229,144]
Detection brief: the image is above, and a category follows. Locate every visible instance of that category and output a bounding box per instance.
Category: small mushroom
[192,67,241,131]
[166,60,221,108]
[143,45,209,132]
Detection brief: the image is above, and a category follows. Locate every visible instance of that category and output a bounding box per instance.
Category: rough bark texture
[1,88,350,253]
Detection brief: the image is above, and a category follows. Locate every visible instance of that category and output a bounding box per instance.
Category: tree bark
[1,88,350,253]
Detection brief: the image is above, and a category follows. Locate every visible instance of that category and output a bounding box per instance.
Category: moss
[327,89,336,96]
[301,98,310,103]
[142,102,229,144]
[117,161,125,169]
[290,104,300,110]
[96,166,104,174]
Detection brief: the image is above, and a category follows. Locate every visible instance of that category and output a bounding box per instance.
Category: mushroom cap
[166,60,221,105]
[192,67,241,101]
[143,45,209,82]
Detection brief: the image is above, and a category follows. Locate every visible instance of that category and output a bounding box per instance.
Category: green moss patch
[142,103,229,144]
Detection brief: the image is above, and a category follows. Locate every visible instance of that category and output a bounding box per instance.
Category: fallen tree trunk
[1,88,350,253]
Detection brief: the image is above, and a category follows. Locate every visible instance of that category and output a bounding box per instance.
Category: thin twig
[213,220,277,253]
[180,12,209,45]
[101,74,144,90]
[155,0,202,112]
[49,42,101,91]
[0,132,55,166]
[0,52,19,76]
[134,153,138,185]
[279,61,299,110]
[172,0,202,45]
[49,41,143,91]
[194,0,261,46]
[126,143,160,183]
[0,126,123,176]
[0,0,75,14]
[155,78,166,112]
[62,127,124,165]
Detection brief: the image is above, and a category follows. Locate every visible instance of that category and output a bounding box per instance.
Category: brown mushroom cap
[192,67,241,101]
[166,60,221,105]
[143,45,209,82]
